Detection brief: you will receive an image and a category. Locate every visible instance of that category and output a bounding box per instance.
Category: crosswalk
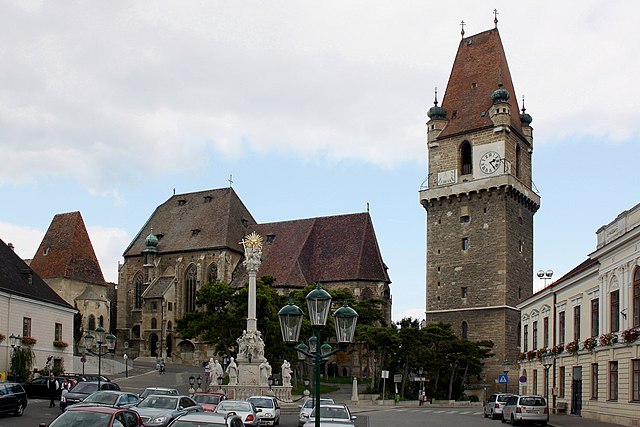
[385,407,484,416]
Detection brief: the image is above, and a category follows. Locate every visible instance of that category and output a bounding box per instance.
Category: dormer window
[266,234,276,244]
[177,199,187,206]
[203,196,212,203]
[241,218,248,227]
[43,247,50,256]
[191,229,200,236]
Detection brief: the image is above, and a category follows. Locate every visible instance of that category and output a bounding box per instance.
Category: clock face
[479,151,502,174]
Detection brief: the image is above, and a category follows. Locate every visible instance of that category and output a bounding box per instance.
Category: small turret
[520,96,534,146]
[489,80,511,128]
[426,88,447,146]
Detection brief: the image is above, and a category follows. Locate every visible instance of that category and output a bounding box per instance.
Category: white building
[0,239,76,378]
[517,203,640,426]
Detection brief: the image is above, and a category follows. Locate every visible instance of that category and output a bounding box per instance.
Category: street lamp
[189,376,195,395]
[537,269,554,287]
[124,341,129,378]
[278,283,358,427]
[502,359,510,393]
[196,376,203,392]
[9,334,22,382]
[217,375,224,390]
[83,326,116,389]
[542,351,554,416]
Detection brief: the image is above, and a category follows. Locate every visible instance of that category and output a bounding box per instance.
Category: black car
[22,376,65,400]
[60,381,120,411]
[0,382,28,416]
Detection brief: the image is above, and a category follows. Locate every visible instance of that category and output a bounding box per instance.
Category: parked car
[22,376,70,400]
[303,403,356,427]
[68,390,141,409]
[247,396,280,426]
[213,400,260,427]
[0,382,28,416]
[297,397,334,427]
[60,381,121,411]
[168,412,244,427]
[133,394,202,427]
[140,387,179,399]
[40,406,144,427]
[484,393,514,419]
[78,374,111,383]
[501,395,548,426]
[192,392,226,412]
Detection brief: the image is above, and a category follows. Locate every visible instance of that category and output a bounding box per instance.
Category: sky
[1,1,639,323]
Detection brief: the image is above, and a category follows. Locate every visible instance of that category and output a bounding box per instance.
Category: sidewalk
[548,413,624,427]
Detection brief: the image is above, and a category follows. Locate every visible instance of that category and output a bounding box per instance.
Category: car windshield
[49,411,113,427]
[170,422,226,427]
[497,395,511,402]
[141,388,176,398]
[70,383,98,394]
[312,407,349,419]
[520,397,546,406]
[83,391,119,405]
[138,396,178,409]
[248,398,273,408]
[194,395,222,405]
[304,398,333,409]
[217,401,251,412]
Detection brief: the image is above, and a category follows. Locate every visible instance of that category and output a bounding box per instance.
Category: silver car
[501,395,548,427]
[298,397,334,427]
[214,400,261,427]
[303,403,356,427]
[484,393,514,419]
[169,412,244,427]
[134,395,202,427]
[247,396,280,426]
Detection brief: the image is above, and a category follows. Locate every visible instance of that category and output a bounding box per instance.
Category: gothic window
[591,298,600,337]
[610,289,620,333]
[516,144,522,178]
[633,268,640,328]
[185,264,197,312]
[361,288,374,300]
[151,318,157,329]
[167,321,172,331]
[88,314,96,331]
[207,263,218,284]
[462,321,468,339]
[132,325,140,338]
[134,272,143,309]
[460,141,472,175]
[99,315,104,328]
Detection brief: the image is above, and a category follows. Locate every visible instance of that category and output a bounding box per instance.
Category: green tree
[10,347,35,382]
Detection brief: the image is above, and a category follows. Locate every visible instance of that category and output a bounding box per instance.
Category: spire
[427,87,447,120]
[494,9,499,29]
[437,28,522,138]
[520,95,533,125]
[460,20,465,39]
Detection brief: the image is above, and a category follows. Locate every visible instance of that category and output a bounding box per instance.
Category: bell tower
[419,26,540,387]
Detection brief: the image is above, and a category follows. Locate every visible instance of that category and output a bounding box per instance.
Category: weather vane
[460,20,465,38]
[494,9,499,28]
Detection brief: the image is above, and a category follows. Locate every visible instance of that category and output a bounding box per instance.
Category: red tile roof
[439,28,522,138]
[30,211,106,285]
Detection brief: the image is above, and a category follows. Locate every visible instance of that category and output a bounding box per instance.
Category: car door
[26,377,48,398]
[180,397,198,413]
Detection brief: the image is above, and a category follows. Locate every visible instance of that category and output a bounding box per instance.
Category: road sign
[498,374,508,384]
[394,374,403,383]
[381,370,389,379]
[519,375,527,383]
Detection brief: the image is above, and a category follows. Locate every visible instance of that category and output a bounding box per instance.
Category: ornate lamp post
[9,334,22,381]
[502,359,510,393]
[83,326,116,388]
[196,376,203,392]
[217,374,224,391]
[123,341,129,378]
[542,351,554,415]
[188,376,196,395]
[278,283,358,427]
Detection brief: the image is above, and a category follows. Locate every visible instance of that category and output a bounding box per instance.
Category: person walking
[47,373,59,408]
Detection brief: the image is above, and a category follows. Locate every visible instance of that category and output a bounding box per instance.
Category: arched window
[460,141,472,175]
[516,144,522,178]
[633,267,640,328]
[462,321,469,339]
[99,315,104,328]
[207,263,218,284]
[151,318,157,329]
[185,264,197,312]
[167,321,173,331]
[134,272,143,309]
[88,314,96,331]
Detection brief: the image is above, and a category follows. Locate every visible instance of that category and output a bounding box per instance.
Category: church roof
[0,238,74,309]
[30,211,106,286]
[438,28,522,138]
[232,212,390,288]
[123,188,257,257]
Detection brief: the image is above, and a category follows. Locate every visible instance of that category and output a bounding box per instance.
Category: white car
[298,397,334,427]
[501,395,548,427]
[247,396,280,426]
[303,403,356,427]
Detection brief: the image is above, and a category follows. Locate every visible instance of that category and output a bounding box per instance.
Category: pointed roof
[0,238,74,309]
[123,187,257,257]
[30,211,106,286]
[232,212,390,287]
[438,28,522,138]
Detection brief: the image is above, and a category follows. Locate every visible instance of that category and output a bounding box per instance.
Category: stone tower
[419,27,540,388]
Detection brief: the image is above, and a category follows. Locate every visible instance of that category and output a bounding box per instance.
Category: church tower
[419,25,540,386]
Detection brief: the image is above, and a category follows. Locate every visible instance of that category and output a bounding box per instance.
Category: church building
[117,187,391,368]
[419,23,540,390]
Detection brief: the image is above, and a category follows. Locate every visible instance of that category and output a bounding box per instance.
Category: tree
[10,347,35,382]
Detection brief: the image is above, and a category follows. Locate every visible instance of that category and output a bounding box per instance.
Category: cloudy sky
[1,1,638,322]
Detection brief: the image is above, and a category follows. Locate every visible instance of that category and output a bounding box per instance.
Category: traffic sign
[381,370,389,379]
[498,373,508,384]
[519,375,527,383]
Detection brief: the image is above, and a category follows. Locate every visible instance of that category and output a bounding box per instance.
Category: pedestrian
[61,378,71,399]
[46,373,59,408]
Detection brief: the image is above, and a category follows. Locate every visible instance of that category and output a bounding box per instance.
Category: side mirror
[178,406,184,411]
[39,424,47,427]
[256,408,262,413]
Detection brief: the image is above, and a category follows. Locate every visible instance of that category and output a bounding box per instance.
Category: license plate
[526,409,540,413]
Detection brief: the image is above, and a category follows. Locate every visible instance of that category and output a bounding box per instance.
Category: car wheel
[14,402,25,416]
[511,415,518,426]
[491,410,496,420]
[540,422,547,427]
[501,414,506,423]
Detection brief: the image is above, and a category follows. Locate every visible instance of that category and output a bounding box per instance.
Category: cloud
[0,222,43,260]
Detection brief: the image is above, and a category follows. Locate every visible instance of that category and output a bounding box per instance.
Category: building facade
[517,203,640,426]
[419,26,540,390]
[29,212,111,345]
[117,187,391,374]
[0,239,75,376]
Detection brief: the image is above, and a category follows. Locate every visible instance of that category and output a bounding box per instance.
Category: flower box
[0,333,5,343]
[526,350,536,361]
[536,347,548,361]
[583,336,597,351]
[21,336,37,346]
[599,332,618,346]
[565,340,579,354]
[622,328,639,344]
[551,344,565,355]
[53,340,69,348]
